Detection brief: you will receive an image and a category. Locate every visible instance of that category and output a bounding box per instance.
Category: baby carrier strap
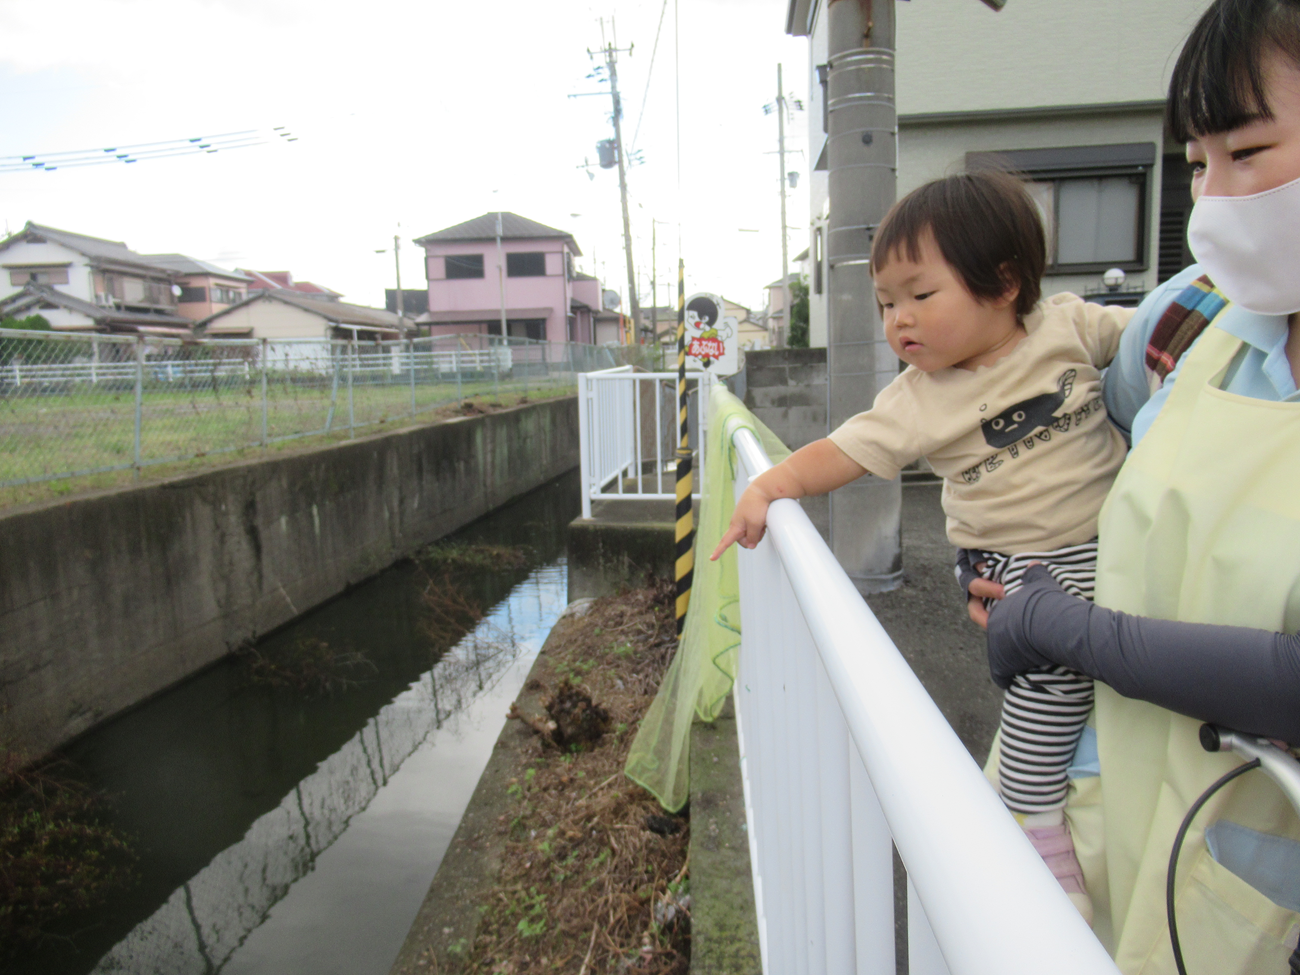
[1144,274,1229,383]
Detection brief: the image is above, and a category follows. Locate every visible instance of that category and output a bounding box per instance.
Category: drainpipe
[826,0,902,593]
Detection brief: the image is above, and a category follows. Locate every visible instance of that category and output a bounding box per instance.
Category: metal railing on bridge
[0,329,631,489]
[729,425,1118,975]
[576,365,719,519]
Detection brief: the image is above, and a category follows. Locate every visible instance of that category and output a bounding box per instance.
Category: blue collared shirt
[1103,263,1300,446]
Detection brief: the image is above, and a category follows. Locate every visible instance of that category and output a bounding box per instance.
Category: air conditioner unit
[94,292,110,306]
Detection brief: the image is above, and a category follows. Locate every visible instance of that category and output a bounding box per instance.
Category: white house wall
[0,240,95,304]
[894,0,1207,115]
[211,300,330,341]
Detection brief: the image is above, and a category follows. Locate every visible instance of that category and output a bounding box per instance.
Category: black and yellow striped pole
[674,258,695,635]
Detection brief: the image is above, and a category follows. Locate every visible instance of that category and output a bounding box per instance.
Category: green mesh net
[624,383,791,812]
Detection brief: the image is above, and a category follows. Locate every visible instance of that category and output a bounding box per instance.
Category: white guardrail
[730,426,1118,975]
[577,366,718,519]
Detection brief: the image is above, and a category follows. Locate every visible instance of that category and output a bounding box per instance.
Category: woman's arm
[987,565,1300,743]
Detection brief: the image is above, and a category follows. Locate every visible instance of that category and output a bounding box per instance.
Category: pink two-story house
[415,212,603,344]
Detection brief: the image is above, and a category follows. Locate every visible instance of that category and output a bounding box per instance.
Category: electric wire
[1166,759,1260,975]
[629,0,670,154]
[0,128,291,173]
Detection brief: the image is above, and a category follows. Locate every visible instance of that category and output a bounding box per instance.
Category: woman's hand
[967,577,1006,630]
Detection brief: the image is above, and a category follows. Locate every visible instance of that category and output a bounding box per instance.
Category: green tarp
[625,384,790,812]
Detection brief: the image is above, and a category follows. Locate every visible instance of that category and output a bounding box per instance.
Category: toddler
[713,170,1133,921]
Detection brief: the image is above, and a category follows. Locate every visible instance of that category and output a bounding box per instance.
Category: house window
[508,319,546,340]
[8,267,70,285]
[967,143,1156,272]
[506,252,546,277]
[446,254,485,279]
[179,286,208,303]
[212,285,242,304]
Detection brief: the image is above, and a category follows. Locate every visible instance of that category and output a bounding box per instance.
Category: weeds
[419,542,531,573]
[0,749,136,949]
[236,637,376,695]
[460,580,689,975]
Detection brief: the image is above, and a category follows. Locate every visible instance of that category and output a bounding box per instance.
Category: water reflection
[12,471,579,975]
[92,567,566,974]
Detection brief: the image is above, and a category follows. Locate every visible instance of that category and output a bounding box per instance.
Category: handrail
[577,368,714,519]
[730,426,1117,975]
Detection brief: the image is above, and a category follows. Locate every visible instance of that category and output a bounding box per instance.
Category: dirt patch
[449,579,689,975]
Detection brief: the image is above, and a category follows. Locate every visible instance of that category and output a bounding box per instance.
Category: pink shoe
[1024,821,1094,924]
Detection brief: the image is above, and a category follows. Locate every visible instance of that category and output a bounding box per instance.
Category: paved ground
[866,480,1004,766]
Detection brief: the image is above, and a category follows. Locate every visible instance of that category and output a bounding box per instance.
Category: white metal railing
[577,366,717,519]
[730,426,1118,975]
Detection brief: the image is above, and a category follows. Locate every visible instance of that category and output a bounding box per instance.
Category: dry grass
[235,637,376,695]
[459,579,689,975]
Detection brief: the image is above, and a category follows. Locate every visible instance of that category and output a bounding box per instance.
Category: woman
[985,1,1300,971]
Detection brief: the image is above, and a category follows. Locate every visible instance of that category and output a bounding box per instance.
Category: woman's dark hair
[871,170,1045,319]
[1168,0,1300,143]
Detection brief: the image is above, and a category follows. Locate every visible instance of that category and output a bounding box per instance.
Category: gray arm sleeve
[987,564,1300,743]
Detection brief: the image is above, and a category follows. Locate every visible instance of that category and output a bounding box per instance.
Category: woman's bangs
[1168,41,1271,143]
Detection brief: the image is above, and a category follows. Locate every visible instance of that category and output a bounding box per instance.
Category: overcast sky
[0,0,810,316]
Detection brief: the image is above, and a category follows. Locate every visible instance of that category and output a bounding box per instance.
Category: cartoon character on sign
[685,295,734,369]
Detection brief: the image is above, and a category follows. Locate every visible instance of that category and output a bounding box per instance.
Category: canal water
[13,471,580,975]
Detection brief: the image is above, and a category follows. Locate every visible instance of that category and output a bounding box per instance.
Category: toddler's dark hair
[1167,0,1300,143]
[871,170,1045,320]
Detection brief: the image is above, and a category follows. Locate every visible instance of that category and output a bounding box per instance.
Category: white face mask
[1187,173,1300,316]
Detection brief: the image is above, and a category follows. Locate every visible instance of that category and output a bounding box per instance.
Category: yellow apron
[1082,322,1300,973]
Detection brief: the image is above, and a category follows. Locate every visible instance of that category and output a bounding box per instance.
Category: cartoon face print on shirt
[981,369,1077,448]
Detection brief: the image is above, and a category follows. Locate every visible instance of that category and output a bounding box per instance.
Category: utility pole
[602,39,641,344]
[651,219,657,343]
[393,233,405,329]
[495,211,508,337]
[826,0,902,593]
[777,63,791,348]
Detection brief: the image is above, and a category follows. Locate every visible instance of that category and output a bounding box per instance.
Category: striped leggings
[973,541,1097,814]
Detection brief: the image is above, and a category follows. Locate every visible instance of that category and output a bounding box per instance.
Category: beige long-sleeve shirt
[828,293,1133,554]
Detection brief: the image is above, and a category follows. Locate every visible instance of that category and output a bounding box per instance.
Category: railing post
[347,338,355,438]
[133,335,144,478]
[578,372,593,520]
[455,346,463,401]
[91,334,99,383]
[409,336,417,417]
[493,336,500,403]
[260,337,269,447]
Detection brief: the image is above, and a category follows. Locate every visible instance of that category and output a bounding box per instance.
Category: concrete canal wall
[0,397,579,759]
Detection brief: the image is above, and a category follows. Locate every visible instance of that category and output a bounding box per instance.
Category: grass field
[0,377,574,510]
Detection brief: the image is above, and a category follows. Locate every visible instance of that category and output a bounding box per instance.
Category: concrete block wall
[738,348,830,540]
[0,398,579,759]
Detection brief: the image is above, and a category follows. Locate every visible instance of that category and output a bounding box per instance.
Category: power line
[0,127,295,173]
[629,0,670,154]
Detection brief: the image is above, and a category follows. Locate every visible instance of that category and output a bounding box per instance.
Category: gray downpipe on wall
[826,0,902,593]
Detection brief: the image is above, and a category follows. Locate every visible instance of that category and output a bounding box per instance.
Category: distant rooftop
[414,212,582,256]
[142,254,252,281]
[3,222,174,275]
[239,268,342,299]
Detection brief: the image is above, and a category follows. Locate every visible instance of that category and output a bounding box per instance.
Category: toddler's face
[1188,51,1300,200]
[873,231,1020,373]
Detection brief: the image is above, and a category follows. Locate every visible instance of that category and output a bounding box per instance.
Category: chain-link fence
[0,330,642,488]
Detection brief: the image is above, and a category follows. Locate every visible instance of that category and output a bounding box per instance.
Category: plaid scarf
[1144,274,1229,384]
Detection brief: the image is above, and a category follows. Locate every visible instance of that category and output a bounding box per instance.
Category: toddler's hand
[966,577,1005,630]
[711,486,771,560]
